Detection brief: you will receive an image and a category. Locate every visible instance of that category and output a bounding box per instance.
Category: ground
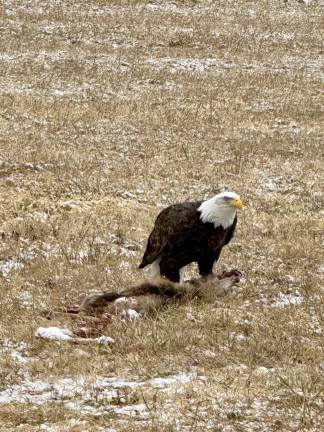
[0,0,323,431]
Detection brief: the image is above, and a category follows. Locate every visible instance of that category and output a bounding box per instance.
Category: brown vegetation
[0,0,323,431]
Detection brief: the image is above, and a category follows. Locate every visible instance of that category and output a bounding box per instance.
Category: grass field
[0,0,323,430]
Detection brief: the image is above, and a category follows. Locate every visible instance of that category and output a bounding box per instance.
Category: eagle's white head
[198,191,244,229]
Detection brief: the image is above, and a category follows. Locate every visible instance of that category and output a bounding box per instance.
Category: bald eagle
[139,191,243,282]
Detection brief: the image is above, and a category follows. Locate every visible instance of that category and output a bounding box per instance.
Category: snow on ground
[0,258,24,277]
[2,338,32,364]
[271,292,304,308]
[0,371,197,419]
[149,372,195,389]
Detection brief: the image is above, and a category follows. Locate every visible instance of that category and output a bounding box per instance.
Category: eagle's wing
[139,202,201,268]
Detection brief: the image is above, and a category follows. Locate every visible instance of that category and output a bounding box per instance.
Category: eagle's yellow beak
[231,197,244,210]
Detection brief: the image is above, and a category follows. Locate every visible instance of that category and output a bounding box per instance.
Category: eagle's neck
[198,198,236,229]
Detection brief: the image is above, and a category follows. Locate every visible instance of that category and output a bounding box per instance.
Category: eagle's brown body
[139,201,237,282]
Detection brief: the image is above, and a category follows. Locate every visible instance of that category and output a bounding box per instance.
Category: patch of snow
[10,350,30,363]
[18,291,33,307]
[99,376,143,389]
[147,57,233,73]
[0,380,53,404]
[114,403,148,417]
[93,236,107,246]
[77,248,90,260]
[263,178,278,191]
[229,333,247,343]
[186,311,196,321]
[0,372,196,414]
[29,211,49,222]
[272,32,295,42]
[203,350,217,359]
[271,293,304,308]
[248,100,273,113]
[146,3,190,14]
[0,258,24,277]
[235,334,247,342]
[150,372,195,389]
[257,367,271,375]
[2,339,31,364]
[119,246,136,257]
[236,319,251,326]
[96,335,115,345]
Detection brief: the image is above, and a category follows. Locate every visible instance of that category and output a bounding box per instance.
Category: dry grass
[0,0,323,430]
